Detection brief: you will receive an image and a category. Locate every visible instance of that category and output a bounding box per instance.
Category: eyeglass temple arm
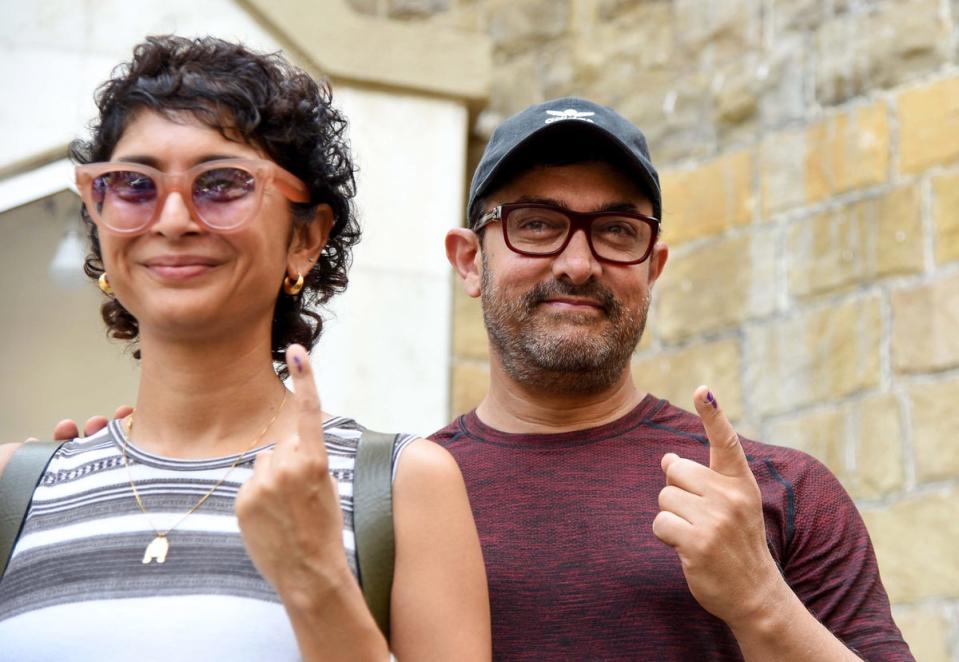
[473,206,502,232]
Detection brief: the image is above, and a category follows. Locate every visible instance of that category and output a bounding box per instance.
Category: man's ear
[288,204,334,277]
[646,241,669,287]
[445,228,483,298]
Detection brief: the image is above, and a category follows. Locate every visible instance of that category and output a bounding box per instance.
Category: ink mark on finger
[293,355,303,374]
[706,391,718,409]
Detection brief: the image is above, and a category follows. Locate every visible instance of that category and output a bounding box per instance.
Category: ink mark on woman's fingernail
[293,355,303,373]
[706,391,718,409]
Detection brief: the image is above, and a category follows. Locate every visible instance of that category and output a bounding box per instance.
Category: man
[437,97,913,660]
[43,98,912,660]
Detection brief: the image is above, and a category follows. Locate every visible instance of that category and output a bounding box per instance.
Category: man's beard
[480,253,649,394]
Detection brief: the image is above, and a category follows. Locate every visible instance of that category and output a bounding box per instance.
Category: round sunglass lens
[193,167,256,228]
[94,171,158,230]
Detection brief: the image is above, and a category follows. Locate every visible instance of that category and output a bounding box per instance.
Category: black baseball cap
[467,97,661,224]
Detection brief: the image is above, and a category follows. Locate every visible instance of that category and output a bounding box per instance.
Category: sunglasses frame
[75,158,310,236]
[474,202,661,265]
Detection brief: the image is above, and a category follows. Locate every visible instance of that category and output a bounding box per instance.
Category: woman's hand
[235,344,386,661]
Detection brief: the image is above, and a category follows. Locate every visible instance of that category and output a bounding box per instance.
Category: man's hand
[652,385,785,630]
[50,405,134,441]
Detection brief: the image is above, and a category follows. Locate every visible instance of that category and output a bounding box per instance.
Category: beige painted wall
[0,192,140,440]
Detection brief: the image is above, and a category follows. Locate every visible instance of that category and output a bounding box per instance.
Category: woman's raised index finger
[286,344,326,448]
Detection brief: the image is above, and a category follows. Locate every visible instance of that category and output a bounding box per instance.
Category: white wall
[318,89,463,435]
[0,1,465,438]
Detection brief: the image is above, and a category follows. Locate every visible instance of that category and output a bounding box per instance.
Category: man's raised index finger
[692,385,750,478]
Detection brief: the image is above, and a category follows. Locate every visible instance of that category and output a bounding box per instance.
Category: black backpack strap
[353,429,397,640]
[0,441,64,578]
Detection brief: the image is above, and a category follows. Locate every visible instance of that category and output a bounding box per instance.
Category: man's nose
[551,229,602,285]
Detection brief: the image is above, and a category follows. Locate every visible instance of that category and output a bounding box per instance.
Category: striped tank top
[0,417,415,661]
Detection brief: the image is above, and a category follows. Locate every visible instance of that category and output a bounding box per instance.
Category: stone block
[891,605,951,662]
[862,487,959,603]
[815,0,948,106]
[758,37,808,129]
[908,378,959,483]
[631,338,743,422]
[655,231,777,342]
[787,186,923,299]
[674,0,762,63]
[585,2,676,74]
[596,0,645,22]
[427,2,484,30]
[897,76,959,174]
[745,296,882,416]
[764,407,849,487]
[932,171,959,265]
[450,360,489,418]
[768,0,827,33]
[452,280,489,361]
[487,50,545,119]
[614,71,716,164]
[346,0,382,15]
[864,0,949,91]
[386,0,450,18]
[813,14,857,106]
[659,149,755,246]
[713,56,761,129]
[892,271,959,374]
[537,41,578,100]
[852,394,904,499]
[760,128,807,216]
[487,0,570,56]
[804,102,889,203]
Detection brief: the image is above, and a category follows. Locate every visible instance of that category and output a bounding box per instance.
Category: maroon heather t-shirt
[431,395,913,661]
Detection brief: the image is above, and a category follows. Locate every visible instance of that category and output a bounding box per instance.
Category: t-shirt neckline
[457,393,664,449]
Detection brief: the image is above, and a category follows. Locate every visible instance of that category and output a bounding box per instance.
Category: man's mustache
[523,281,618,314]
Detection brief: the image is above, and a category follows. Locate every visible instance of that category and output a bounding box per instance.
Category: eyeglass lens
[90,166,257,231]
[505,206,654,262]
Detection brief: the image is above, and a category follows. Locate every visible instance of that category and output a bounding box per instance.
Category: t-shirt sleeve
[779,454,914,661]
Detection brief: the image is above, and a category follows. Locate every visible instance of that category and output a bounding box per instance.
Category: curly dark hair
[69,35,359,378]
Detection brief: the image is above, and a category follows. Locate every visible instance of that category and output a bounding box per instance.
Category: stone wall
[352,0,959,657]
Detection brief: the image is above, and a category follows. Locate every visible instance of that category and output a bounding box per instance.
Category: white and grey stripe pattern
[0,417,415,661]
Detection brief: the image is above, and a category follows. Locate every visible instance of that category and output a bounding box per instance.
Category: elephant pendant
[142,534,170,564]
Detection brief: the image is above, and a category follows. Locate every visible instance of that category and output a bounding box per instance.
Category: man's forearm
[730,584,862,662]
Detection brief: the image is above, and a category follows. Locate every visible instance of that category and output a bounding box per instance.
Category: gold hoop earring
[98,273,114,296]
[283,273,304,296]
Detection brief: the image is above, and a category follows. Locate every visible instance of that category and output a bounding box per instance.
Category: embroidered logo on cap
[545,109,595,124]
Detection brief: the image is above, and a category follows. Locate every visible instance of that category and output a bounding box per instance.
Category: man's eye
[596,220,640,238]
[517,218,555,231]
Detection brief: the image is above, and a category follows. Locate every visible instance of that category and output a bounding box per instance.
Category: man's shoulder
[429,416,464,446]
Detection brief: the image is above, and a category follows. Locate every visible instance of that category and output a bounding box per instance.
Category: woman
[0,35,489,660]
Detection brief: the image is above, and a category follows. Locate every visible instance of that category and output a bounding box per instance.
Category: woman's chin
[132,300,234,339]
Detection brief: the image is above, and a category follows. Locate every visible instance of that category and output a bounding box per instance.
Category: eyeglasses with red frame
[473,202,660,265]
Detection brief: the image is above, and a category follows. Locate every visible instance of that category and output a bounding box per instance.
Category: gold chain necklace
[120,390,287,565]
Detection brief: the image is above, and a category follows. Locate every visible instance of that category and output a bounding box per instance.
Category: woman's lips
[143,256,220,280]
